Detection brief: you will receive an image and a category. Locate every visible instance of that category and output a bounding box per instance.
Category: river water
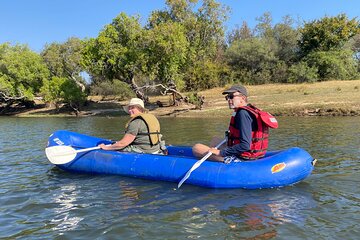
[0,116,359,239]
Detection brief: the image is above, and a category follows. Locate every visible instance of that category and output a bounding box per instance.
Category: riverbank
[12,80,360,117]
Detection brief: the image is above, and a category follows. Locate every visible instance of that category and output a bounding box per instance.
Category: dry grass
[179,80,360,117]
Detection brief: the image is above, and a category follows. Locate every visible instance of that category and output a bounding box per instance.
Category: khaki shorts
[122,145,144,153]
[122,145,163,154]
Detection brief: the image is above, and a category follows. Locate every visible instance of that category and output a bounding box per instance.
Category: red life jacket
[227,104,278,159]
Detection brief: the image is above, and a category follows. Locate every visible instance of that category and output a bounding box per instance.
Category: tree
[147,0,197,27]
[89,79,135,99]
[305,50,358,80]
[345,33,360,71]
[273,15,301,63]
[40,76,67,110]
[255,12,274,39]
[144,22,189,89]
[288,61,319,83]
[195,0,229,56]
[225,38,277,84]
[0,43,49,108]
[82,13,148,99]
[298,14,360,56]
[227,21,253,44]
[41,37,86,92]
[147,0,229,90]
[41,76,86,114]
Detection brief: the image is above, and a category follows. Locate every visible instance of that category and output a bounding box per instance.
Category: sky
[1,0,359,52]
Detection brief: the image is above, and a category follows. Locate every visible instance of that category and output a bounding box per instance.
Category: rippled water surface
[0,116,359,239]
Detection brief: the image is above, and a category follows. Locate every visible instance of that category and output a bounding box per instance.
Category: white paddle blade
[45,145,77,165]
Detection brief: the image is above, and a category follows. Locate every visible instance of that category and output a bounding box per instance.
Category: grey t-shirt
[126,118,160,153]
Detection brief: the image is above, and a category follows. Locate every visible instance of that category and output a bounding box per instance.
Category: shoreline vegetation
[2,12,360,119]
[9,80,360,118]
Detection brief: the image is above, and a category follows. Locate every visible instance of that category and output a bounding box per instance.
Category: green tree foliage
[254,12,279,59]
[90,79,135,100]
[4,4,360,114]
[40,38,88,112]
[299,14,360,55]
[305,50,358,80]
[273,15,301,63]
[61,78,87,111]
[147,0,229,90]
[227,21,253,44]
[145,22,189,89]
[226,13,302,84]
[41,76,86,112]
[271,61,289,83]
[288,61,319,83]
[254,13,300,64]
[297,14,360,81]
[187,0,230,89]
[0,43,49,103]
[345,33,360,71]
[40,76,67,109]
[41,37,86,91]
[195,0,228,56]
[185,59,229,89]
[147,0,197,27]
[225,38,277,84]
[82,13,147,98]
[82,13,145,82]
[255,12,274,39]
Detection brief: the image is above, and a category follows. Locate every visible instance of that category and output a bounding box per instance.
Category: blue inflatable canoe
[46,130,316,189]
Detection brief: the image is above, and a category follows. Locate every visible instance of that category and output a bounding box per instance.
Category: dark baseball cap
[222,85,248,97]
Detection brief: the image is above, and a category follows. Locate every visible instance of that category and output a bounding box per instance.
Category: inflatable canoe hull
[46,130,315,189]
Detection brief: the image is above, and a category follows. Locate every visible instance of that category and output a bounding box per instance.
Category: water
[0,116,359,239]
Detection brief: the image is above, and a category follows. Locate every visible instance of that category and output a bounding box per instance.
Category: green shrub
[90,79,135,100]
[271,61,289,83]
[61,79,86,110]
[40,76,86,110]
[184,60,227,91]
[288,61,319,83]
[186,92,204,109]
[40,77,66,109]
[305,50,358,80]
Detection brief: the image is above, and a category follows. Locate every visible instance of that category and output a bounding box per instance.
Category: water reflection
[218,187,316,239]
[117,180,140,210]
[1,116,359,239]
[102,179,317,239]
[50,184,84,233]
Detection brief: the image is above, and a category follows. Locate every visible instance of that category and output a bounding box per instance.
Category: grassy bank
[163,80,360,117]
[13,80,360,117]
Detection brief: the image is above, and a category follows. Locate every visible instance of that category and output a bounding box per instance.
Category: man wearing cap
[192,84,273,162]
[99,98,166,154]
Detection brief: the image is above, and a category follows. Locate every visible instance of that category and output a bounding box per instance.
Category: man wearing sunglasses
[192,84,275,162]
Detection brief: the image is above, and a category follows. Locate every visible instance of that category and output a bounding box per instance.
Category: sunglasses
[225,94,242,100]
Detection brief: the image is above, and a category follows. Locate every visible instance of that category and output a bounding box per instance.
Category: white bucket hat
[123,98,146,113]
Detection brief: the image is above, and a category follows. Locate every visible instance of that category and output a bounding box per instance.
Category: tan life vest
[125,113,161,145]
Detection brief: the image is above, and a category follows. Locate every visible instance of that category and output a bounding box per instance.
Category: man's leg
[192,143,224,162]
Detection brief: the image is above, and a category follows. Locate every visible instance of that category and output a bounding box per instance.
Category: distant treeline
[1,0,360,113]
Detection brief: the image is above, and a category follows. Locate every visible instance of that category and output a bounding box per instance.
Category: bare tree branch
[137,83,186,99]
[0,90,25,102]
[63,68,86,92]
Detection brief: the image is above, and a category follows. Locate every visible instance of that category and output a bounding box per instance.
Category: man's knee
[192,143,208,156]
[193,143,203,150]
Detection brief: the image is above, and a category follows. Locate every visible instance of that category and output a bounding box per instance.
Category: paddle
[177,138,227,188]
[45,145,110,165]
